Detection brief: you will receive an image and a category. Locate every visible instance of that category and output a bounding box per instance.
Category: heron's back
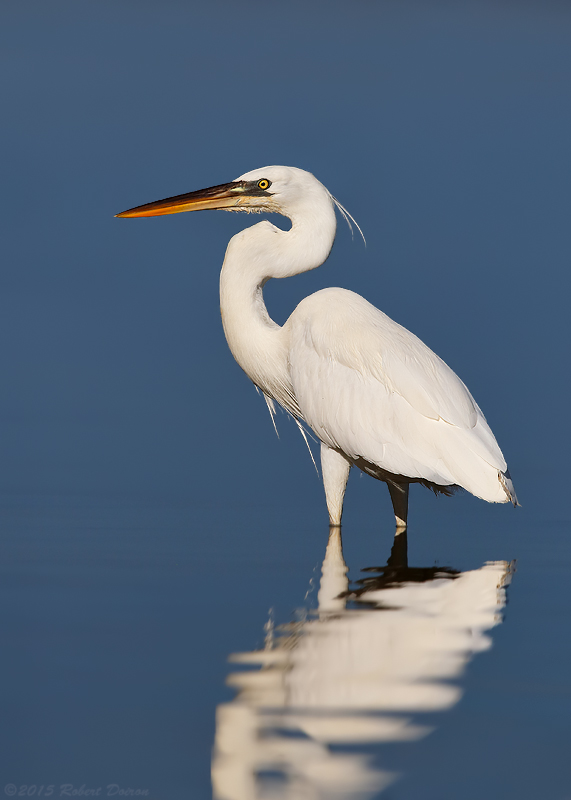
[286,287,513,503]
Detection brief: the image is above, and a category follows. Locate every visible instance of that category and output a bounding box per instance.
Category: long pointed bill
[115,181,252,218]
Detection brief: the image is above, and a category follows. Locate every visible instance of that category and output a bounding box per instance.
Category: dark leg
[387,482,409,532]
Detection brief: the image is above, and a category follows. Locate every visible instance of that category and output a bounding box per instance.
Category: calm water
[1,1,571,797]
[1,489,569,798]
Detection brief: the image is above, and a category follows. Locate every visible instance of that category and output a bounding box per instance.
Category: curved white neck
[219,201,336,413]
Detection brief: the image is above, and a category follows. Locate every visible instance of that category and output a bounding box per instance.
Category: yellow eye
[257,179,270,190]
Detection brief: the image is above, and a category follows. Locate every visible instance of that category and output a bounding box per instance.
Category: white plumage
[117,165,517,528]
[289,287,508,491]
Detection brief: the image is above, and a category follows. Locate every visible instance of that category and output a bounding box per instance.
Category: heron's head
[115,165,331,220]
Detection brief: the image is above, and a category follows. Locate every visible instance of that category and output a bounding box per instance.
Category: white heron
[117,165,517,530]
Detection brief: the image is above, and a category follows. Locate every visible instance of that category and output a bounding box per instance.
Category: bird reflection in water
[212,531,513,799]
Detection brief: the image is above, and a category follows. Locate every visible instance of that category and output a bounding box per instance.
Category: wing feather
[287,288,508,501]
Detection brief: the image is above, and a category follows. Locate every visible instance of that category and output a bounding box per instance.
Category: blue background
[1,1,570,798]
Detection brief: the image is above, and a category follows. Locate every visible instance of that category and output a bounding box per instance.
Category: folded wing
[287,288,511,503]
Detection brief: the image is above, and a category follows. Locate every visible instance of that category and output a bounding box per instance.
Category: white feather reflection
[212,531,513,800]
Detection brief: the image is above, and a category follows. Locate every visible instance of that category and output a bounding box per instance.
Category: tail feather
[500,469,519,507]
